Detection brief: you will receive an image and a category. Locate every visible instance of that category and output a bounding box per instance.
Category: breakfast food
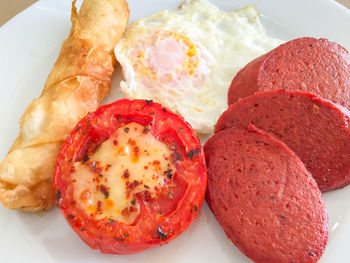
[205,126,328,263]
[54,99,207,254]
[216,89,350,192]
[228,37,350,107]
[0,0,129,211]
[115,0,283,133]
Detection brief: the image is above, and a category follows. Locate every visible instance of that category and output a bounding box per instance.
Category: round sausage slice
[217,89,350,192]
[204,126,328,263]
[228,37,350,108]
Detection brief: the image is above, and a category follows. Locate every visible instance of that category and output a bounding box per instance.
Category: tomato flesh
[54,99,207,254]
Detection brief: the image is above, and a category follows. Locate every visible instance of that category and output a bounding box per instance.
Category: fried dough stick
[0,0,129,212]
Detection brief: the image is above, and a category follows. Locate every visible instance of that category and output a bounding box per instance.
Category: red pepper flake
[134,146,140,157]
[123,169,130,179]
[144,190,152,201]
[113,140,118,145]
[105,164,111,171]
[121,207,130,217]
[75,126,81,132]
[131,200,136,206]
[128,180,140,190]
[132,146,140,163]
[89,161,102,174]
[80,226,86,231]
[128,138,136,146]
[70,166,76,174]
[96,201,102,212]
[99,185,110,199]
[124,127,130,133]
[144,165,149,170]
[152,160,160,165]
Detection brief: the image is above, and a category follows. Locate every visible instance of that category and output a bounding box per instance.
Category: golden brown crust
[0,0,129,212]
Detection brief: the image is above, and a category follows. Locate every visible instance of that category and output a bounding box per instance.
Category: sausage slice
[204,126,328,263]
[228,37,350,108]
[217,89,350,192]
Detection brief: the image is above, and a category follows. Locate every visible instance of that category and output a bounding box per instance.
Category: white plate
[0,0,350,262]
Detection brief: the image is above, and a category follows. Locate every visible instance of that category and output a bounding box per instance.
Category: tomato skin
[54,99,207,254]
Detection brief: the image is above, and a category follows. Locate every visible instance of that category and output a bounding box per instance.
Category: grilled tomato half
[54,99,207,254]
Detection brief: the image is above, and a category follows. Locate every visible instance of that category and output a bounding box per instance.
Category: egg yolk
[130,31,205,88]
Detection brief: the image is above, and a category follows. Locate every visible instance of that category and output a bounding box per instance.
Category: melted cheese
[71,122,175,224]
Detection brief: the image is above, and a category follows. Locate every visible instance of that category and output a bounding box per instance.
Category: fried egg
[115,0,283,134]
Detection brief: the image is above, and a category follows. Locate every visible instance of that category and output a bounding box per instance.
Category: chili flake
[123,169,130,179]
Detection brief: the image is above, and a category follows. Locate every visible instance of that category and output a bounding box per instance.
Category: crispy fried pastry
[0,0,129,212]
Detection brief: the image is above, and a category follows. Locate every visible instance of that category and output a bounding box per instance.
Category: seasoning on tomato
[54,99,207,254]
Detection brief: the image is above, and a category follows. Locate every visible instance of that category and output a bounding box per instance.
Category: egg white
[115,0,283,134]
